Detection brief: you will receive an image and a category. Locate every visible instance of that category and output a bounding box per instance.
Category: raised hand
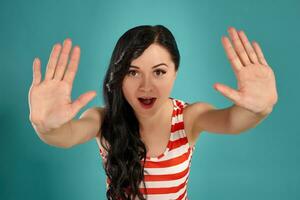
[214,27,278,115]
[28,38,97,131]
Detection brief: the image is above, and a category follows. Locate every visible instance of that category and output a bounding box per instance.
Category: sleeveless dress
[99,97,196,200]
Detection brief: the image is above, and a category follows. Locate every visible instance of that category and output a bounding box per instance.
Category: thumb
[214,83,241,103]
[71,91,97,115]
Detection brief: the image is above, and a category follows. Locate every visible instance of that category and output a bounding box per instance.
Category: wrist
[31,120,54,135]
[233,104,274,118]
[256,106,273,117]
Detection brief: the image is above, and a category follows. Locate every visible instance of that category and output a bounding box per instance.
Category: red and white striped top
[99,97,196,200]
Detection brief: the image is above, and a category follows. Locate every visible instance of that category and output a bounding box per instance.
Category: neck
[136,98,172,132]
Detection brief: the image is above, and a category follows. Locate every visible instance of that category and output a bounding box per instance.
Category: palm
[28,39,96,129]
[215,27,278,114]
[29,80,73,128]
[235,63,277,113]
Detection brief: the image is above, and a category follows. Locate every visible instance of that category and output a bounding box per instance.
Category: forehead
[130,43,173,68]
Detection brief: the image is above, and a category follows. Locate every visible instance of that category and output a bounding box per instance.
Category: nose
[139,75,153,92]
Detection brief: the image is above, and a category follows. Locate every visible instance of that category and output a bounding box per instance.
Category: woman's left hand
[214,27,278,116]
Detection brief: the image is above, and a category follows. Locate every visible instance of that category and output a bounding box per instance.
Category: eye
[154,69,166,76]
[127,70,138,77]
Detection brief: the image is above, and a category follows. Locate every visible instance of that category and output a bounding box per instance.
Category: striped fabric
[99,97,196,200]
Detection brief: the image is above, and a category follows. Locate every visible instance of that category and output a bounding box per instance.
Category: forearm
[227,104,273,134]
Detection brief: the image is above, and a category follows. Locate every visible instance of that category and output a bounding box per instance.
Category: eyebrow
[129,63,168,69]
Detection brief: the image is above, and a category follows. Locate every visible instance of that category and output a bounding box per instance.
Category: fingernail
[55,43,61,49]
[33,58,40,65]
[228,26,234,31]
[64,38,72,44]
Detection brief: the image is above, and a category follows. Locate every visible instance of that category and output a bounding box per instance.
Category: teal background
[0,0,299,199]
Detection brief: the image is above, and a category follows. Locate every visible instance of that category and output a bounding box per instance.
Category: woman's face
[122,43,177,117]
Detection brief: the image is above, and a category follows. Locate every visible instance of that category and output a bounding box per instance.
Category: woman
[28,25,278,200]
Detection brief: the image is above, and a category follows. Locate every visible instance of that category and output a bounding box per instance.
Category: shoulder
[80,106,106,119]
[85,107,110,155]
[182,101,217,143]
[183,101,217,127]
[184,101,216,114]
[79,106,106,136]
[174,98,215,117]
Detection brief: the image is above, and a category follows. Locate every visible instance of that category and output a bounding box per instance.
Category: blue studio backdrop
[0,0,299,199]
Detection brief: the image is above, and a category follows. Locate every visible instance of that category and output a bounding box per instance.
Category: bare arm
[190,102,271,136]
[191,27,278,136]
[28,38,101,149]
[31,107,104,148]
[226,104,272,134]
[31,120,73,148]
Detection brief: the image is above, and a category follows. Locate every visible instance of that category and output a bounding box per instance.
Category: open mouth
[138,97,157,108]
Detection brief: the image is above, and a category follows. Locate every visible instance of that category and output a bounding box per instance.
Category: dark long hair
[100,25,180,200]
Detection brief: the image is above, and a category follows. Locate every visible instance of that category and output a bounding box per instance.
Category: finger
[53,38,72,80]
[252,41,269,66]
[214,83,241,103]
[32,58,42,85]
[45,43,62,80]
[228,27,251,66]
[238,30,259,64]
[71,91,97,115]
[63,46,80,86]
[222,36,243,72]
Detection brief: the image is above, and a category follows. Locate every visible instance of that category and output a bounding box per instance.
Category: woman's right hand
[28,38,97,133]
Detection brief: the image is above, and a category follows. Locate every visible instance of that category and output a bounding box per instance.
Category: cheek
[157,79,175,93]
[122,80,136,99]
